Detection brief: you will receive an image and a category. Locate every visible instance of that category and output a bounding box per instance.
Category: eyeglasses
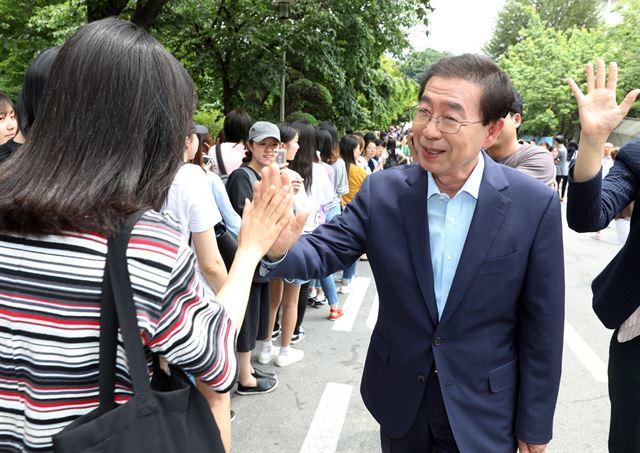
[411,105,483,134]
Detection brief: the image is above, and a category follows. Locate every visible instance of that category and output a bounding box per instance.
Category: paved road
[231,203,619,452]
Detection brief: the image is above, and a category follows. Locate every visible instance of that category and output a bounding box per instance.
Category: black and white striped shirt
[0,210,237,452]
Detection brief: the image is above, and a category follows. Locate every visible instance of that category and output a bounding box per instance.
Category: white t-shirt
[164,164,222,239]
[303,163,335,233]
[163,164,223,297]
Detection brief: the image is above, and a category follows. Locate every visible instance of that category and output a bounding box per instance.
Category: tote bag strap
[98,210,150,410]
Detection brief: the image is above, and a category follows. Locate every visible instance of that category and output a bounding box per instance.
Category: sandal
[329,306,344,320]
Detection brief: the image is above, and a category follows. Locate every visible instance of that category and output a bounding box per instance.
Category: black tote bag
[214,221,237,271]
[53,212,225,453]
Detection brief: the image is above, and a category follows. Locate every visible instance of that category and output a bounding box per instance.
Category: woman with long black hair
[0,18,292,451]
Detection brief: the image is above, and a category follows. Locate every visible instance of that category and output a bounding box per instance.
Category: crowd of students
[0,18,415,452]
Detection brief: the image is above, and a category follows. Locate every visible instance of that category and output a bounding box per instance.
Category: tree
[400,48,452,85]
[484,0,601,60]
[0,0,432,131]
[86,0,168,29]
[0,0,169,98]
[603,0,640,118]
[499,12,610,137]
[156,0,433,130]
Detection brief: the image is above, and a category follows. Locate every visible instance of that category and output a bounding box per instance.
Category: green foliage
[194,109,225,139]
[603,0,640,118]
[156,0,432,130]
[286,111,318,125]
[0,0,85,96]
[499,12,609,136]
[0,0,431,131]
[498,0,640,137]
[399,48,452,84]
[485,0,601,60]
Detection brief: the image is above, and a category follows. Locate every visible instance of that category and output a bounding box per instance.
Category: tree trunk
[86,0,129,22]
[132,0,169,30]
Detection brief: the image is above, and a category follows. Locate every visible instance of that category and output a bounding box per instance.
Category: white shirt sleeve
[163,164,222,239]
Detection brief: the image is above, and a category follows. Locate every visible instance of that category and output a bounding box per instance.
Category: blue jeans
[342,260,357,281]
[317,204,341,306]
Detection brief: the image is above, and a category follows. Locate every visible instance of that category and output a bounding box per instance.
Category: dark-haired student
[0,18,293,452]
[226,121,282,394]
[0,92,17,147]
[0,47,59,163]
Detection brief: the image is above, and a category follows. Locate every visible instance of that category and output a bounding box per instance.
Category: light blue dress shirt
[427,153,485,320]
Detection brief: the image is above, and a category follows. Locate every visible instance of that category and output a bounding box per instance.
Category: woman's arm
[192,229,228,293]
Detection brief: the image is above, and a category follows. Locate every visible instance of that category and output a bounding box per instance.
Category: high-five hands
[567,59,639,139]
[249,163,308,261]
[237,163,294,260]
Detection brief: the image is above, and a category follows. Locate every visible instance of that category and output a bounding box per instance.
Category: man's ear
[512,112,522,129]
[481,117,506,149]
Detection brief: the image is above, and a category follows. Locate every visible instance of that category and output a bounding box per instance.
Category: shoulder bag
[53,211,225,453]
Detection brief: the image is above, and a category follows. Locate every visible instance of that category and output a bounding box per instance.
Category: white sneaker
[275,347,304,367]
[308,288,318,299]
[338,283,351,294]
[258,345,280,365]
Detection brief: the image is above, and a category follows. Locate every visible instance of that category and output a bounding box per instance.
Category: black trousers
[608,331,640,452]
[380,368,459,452]
[236,282,270,352]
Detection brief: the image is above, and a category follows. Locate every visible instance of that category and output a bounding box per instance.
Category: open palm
[251,164,309,261]
[567,59,640,137]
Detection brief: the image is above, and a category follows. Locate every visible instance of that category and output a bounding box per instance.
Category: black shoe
[230,409,236,423]
[252,367,277,380]
[312,297,328,308]
[271,324,281,340]
[307,297,317,306]
[290,327,306,344]
[235,376,278,395]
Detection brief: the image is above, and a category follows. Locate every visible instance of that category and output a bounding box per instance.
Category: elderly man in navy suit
[261,54,564,452]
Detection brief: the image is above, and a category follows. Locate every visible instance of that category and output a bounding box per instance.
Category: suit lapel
[399,168,439,325]
[438,156,511,329]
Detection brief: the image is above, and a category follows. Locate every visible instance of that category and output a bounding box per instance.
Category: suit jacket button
[433,337,443,346]
[417,373,426,384]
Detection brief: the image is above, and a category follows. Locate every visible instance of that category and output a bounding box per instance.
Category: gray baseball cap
[248,121,281,143]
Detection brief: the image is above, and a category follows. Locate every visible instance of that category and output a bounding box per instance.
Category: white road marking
[564,321,608,383]
[332,276,371,332]
[366,295,378,330]
[299,383,353,453]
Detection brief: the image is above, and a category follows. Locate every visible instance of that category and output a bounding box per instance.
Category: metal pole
[280,48,286,123]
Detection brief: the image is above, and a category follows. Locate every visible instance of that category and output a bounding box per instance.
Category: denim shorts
[284,278,310,285]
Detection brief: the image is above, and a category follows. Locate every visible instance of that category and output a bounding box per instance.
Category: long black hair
[340,134,359,171]
[289,120,316,193]
[317,121,339,161]
[0,18,195,234]
[277,123,298,146]
[16,46,60,137]
[316,127,333,164]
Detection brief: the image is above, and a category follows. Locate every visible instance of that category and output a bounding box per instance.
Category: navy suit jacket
[567,139,640,328]
[268,154,564,451]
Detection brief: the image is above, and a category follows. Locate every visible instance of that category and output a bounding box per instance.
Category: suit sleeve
[567,142,639,232]
[515,192,565,444]
[267,173,372,280]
